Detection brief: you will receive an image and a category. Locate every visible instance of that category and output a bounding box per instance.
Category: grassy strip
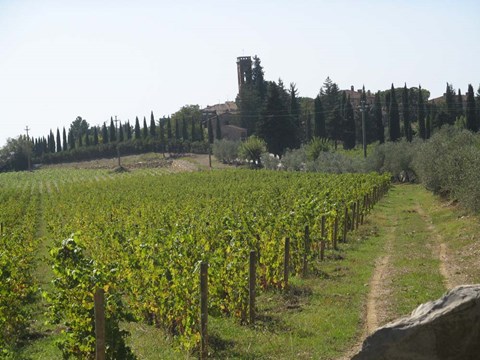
[18,193,63,360]
[415,186,480,285]
[380,185,446,318]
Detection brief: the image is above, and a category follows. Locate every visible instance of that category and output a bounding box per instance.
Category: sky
[1,0,479,146]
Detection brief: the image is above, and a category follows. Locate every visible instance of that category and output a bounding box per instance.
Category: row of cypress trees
[31,111,222,159]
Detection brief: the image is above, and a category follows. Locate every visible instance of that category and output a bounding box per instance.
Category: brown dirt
[339,219,396,360]
[41,153,230,172]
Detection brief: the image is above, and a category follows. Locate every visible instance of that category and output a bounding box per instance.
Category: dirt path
[339,216,397,360]
[415,204,454,289]
[365,226,394,334]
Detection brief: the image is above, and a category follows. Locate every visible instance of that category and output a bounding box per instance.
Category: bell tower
[236,56,252,91]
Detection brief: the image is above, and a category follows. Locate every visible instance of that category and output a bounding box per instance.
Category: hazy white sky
[1,0,479,146]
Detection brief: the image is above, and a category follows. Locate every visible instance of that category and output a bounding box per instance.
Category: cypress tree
[150,111,156,137]
[389,84,401,141]
[110,118,116,142]
[445,83,456,125]
[134,117,141,140]
[199,119,205,142]
[289,83,300,128]
[207,117,214,144]
[167,117,172,140]
[78,129,83,147]
[477,86,480,129]
[102,123,108,144]
[457,88,464,119]
[43,137,48,153]
[126,121,132,140]
[426,114,432,139]
[119,123,124,142]
[63,127,68,151]
[49,130,56,152]
[159,118,165,144]
[322,77,341,142]
[343,96,355,149]
[258,81,297,156]
[85,128,90,146]
[182,117,188,140]
[305,111,312,142]
[331,106,342,149]
[418,85,426,140]
[68,130,75,149]
[142,117,148,139]
[402,84,412,141]
[93,127,99,145]
[174,118,180,141]
[466,84,477,132]
[340,91,347,119]
[385,91,391,114]
[215,115,222,140]
[313,95,326,138]
[373,92,384,144]
[190,117,196,141]
[56,128,62,152]
[252,55,266,102]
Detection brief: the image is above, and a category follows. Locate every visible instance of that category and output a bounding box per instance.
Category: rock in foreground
[352,285,480,360]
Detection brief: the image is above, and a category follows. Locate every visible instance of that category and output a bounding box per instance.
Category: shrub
[260,153,280,170]
[281,147,307,171]
[413,126,480,210]
[368,139,419,181]
[212,139,240,164]
[306,152,366,173]
[239,136,266,167]
[305,137,332,161]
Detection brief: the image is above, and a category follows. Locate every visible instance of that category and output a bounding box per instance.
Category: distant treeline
[2,56,480,171]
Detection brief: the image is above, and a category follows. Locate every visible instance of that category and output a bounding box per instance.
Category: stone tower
[236,56,252,91]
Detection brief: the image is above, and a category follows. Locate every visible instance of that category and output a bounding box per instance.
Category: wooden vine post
[320,215,326,261]
[360,195,365,225]
[94,288,106,360]
[343,207,348,243]
[284,237,290,290]
[333,215,339,250]
[249,250,256,325]
[200,262,208,359]
[351,202,356,231]
[302,225,310,277]
[355,200,360,229]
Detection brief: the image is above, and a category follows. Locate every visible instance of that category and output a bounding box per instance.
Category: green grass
[380,185,446,318]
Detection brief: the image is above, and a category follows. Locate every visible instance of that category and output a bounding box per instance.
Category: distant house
[202,101,247,141]
[221,125,247,141]
[342,86,375,106]
[429,93,467,106]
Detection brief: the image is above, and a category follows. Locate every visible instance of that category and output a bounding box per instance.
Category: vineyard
[0,168,389,358]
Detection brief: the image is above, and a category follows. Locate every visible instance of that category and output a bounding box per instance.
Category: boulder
[352,285,480,360]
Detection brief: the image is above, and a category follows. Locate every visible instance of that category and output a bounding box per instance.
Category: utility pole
[25,126,32,171]
[360,100,367,159]
[114,116,121,167]
[114,116,120,135]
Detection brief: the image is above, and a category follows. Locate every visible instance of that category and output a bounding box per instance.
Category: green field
[2,166,479,359]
